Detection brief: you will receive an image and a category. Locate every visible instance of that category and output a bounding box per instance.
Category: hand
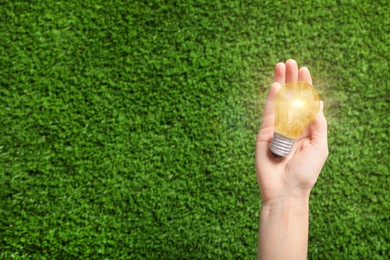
[255,59,328,204]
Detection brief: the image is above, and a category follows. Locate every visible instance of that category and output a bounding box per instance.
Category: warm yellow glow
[274,82,320,139]
[292,99,305,109]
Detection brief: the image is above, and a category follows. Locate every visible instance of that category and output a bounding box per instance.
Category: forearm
[257,197,310,260]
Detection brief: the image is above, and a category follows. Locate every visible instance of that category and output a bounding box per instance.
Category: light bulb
[269,81,320,157]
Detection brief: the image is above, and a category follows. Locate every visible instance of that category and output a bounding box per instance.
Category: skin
[256,59,329,260]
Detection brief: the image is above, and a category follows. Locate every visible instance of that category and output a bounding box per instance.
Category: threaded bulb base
[269,132,295,157]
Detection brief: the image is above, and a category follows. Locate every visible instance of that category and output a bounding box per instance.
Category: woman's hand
[255,59,328,204]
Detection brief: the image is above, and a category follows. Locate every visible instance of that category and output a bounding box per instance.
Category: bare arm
[256,59,328,259]
[259,197,309,259]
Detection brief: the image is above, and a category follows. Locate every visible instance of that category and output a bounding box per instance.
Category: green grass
[1,0,389,258]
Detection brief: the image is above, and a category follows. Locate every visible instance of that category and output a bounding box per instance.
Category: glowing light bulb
[269,82,320,157]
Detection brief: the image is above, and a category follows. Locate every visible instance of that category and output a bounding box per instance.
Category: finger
[274,62,286,85]
[310,101,328,149]
[260,82,282,130]
[298,66,313,85]
[286,59,298,83]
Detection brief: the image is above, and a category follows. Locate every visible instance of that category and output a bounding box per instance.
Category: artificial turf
[0,0,389,258]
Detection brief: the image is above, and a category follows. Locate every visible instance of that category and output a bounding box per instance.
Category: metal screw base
[269,132,295,157]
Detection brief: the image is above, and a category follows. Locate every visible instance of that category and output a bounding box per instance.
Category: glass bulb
[269,82,320,157]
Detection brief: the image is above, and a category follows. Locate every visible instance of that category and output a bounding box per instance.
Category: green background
[1,0,389,258]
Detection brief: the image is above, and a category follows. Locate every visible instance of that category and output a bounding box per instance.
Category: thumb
[310,101,328,153]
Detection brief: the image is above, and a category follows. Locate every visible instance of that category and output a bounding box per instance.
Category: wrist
[261,196,310,213]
